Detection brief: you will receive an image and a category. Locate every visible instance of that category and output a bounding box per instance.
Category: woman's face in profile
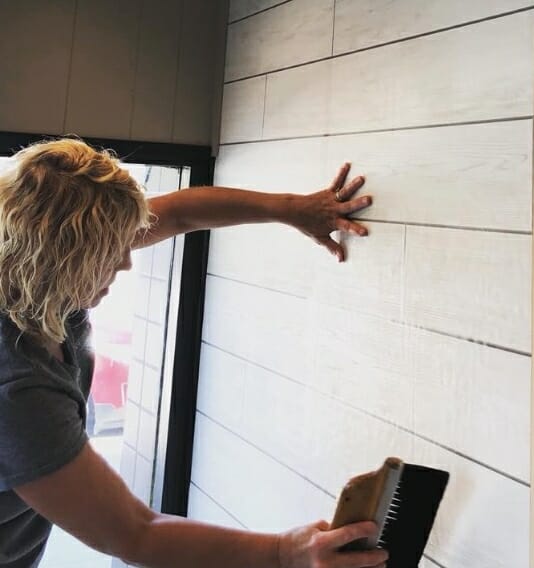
[87,248,132,309]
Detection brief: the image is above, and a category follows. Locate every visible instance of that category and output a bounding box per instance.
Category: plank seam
[219,116,534,146]
[206,272,307,299]
[228,0,293,25]
[355,219,532,236]
[261,76,268,138]
[205,272,532,356]
[331,0,336,57]
[196,411,337,498]
[224,5,534,85]
[188,481,249,528]
[423,555,447,568]
[199,340,531,486]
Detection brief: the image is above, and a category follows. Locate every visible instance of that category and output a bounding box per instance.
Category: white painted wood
[225,0,334,82]
[191,412,338,531]
[65,0,140,139]
[325,120,533,232]
[207,220,530,352]
[216,120,533,231]
[263,58,331,139]
[214,134,330,193]
[191,408,529,567]
[334,0,534,55]
[200,289,530,482]
[262,12,533,140]
[202,275,313,381]
[207,220,405,319]
[220,77,267,143]
[187,484,245,528]
[404,226,531,353]
[419,557,442,568]
[0,0,75,134]
[130,0,182,142]
[229,0,286,22]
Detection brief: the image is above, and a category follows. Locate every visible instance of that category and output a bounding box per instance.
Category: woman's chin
[86,288,109,309]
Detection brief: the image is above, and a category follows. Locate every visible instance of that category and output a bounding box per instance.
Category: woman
[0,138,386,568]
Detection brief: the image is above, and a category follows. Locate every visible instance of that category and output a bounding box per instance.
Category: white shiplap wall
[191,2,533,567]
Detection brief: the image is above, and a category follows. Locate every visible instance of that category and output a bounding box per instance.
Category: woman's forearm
[126,512,280,568]
[135,164,371,260]
[141,186,300,244]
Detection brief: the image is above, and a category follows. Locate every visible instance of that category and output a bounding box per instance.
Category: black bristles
[378,464,449,568]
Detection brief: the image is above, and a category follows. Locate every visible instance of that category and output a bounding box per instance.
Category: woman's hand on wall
[290,163,372,262]
[278,519,388,568]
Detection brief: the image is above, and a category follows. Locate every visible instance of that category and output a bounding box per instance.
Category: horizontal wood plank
[262,12,533,140]
[216,120,533,231]
[334,0,534,55]
[191,412,337,531]
[220,76,267,143]
[192,404,528,567]
[200,295,530,481]
[229,0,287,22]
[187,484,245,528]
[225,0,333,81]
[207,220,405,319]
[404,226,531,353]
[206,217,531,352]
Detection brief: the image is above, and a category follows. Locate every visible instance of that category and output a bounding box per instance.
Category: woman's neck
[40,338,65,363]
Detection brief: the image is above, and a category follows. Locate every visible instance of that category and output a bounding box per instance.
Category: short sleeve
[0,376,88,490]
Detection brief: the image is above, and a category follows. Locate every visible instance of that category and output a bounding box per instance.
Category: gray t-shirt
[0,311,94,567]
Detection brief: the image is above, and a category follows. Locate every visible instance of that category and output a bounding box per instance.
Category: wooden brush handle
[330,457,404,550]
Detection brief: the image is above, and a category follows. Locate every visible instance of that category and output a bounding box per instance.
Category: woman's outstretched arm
[134,163,372,262]
[15,441,388,568]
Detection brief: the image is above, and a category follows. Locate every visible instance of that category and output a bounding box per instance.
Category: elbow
[113,508,158,567]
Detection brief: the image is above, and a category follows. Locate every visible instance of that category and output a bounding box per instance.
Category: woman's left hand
[290,163,372,262]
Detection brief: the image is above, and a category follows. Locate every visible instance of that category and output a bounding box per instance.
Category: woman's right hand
[278,519,388,568]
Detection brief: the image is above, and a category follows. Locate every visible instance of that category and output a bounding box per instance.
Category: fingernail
[364,196,372,205]
[359,229,368,236]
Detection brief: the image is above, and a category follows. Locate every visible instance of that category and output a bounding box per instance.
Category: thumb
[313,519,330,531]
[318,236,345,262]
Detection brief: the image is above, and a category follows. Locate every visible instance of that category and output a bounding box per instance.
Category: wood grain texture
[191,412,337,531]
[187,484,245,528]
[333,0,534,55]
[261,12,533,140]
[229,0,287,22]
[225,0,334,81]
[130,0,182,141]
[200,277,530,482]
[206,218,530,353]
[404,226,531,353]
[216,120,533,231]
[65,0,140,139]
[207,220,405,318]
[0,0,75,134]
[220,76,267,143]
[192,393,529,567]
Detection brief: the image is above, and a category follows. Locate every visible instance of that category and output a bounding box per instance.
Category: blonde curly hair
[0,137,152,344]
